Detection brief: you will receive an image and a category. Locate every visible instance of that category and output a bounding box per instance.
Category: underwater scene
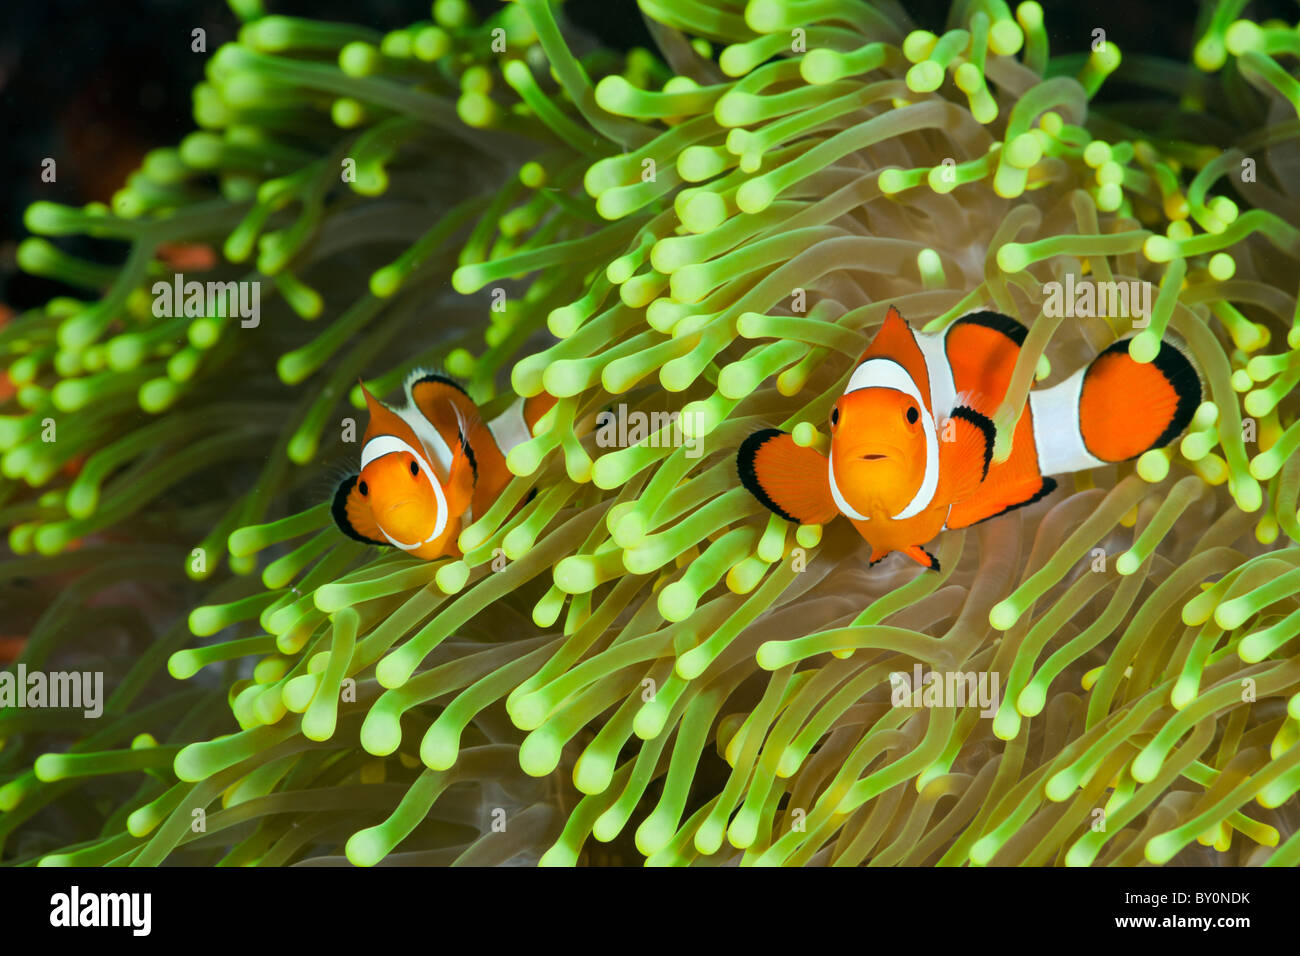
[2,0,1300,880]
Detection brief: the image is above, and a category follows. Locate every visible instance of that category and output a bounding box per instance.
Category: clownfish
[331,370,555,559]
[737,306,1201,570]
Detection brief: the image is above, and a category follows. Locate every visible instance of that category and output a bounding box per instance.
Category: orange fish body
[332,371,555,559]
[0,635,26,665]
[738,306,1200,570]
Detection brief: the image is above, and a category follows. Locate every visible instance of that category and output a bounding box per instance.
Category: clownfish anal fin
[331,475,390,547]
[947,474,1057,529]
[936,405,995,504]
[737,429,838,525]
[902,545,940,571]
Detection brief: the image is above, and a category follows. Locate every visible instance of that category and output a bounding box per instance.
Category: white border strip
[1028,368,1108,475]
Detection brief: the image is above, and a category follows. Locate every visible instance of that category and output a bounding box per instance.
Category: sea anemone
[2,0,1300,866]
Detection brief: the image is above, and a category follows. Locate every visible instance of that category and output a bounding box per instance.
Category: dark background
[0,0,1291,310]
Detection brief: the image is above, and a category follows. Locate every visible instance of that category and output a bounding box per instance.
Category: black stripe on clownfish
[331,475,377,546]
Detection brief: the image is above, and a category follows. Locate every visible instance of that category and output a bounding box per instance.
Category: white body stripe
[915,331,957,420]
[489,397,533,454]
[358,434,449,548]
[843,358,939,521]
[1028,367,1108,475]
[396,404,453,480]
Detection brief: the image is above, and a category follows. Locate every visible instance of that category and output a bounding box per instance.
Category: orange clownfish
[332,370,555,559]
[738,306,1201,571]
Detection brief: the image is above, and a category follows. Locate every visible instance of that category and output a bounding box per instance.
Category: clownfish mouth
[382,500,424,520]
[859,453,887,461]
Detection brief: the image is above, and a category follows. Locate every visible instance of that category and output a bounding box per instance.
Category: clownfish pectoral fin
[737,429,839,525]
[331,475,390,547]
[936,406,995,504]
[445,406,480,518]
[901,545,940,571]
[409,372,510,505]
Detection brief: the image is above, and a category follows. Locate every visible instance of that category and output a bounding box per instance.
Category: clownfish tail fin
[737,429,839,525]
[331,474,389,547]
[1078,339,1201,463]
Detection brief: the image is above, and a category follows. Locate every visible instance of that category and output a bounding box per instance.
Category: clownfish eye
[829,407,840,428]
[358,480,368,496]
[906,406,919,425]
[409,459,419,477]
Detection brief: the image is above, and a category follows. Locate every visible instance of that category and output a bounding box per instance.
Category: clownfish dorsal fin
[861,306,913,360]
[406,371,478,440]
[406,370,511,496]
[737,429,839,525]
[359,382,415,445]
[404,368,470,405]
[856,305,931,407]
[936,405,995,505]
[331,474,389,547]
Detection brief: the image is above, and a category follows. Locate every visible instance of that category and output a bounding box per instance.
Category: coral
[2,0,1300,866]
